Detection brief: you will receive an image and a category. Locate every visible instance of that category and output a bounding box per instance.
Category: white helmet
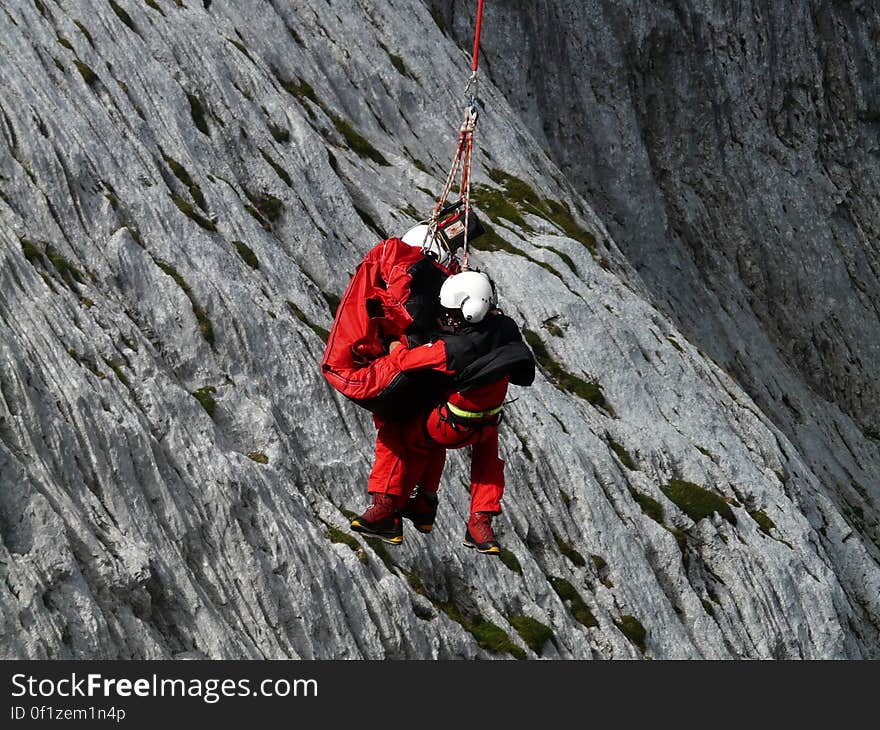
[401,224,451,267]
[439,271,495,323]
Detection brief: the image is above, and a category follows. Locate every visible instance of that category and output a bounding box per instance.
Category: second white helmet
[401,224,451,267]
[439,271,495,323]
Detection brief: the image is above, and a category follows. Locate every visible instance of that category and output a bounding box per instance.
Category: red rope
[472,0,485,72]
[428,0,485,269]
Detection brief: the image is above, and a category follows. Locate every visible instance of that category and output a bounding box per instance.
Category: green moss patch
[477,169,599,255]
[36,244,86,290]
[323,525,361,553]
[540,198,598,255]
[192,386,217,418]
[186,93,210,136]
[660,480,737,525]
[330,114,389,166]
[615,615,647,652]
[470,222,529,256]
[471,184,532,232]
[608,436,636,470]
[549,576,598,628]
[380,42,413,79]
[543,246,578,275]
[154,259,216,347]
[247,451,268,464]
[279,75,319,119]
[73,21,94,46]
[243,189,283,225]
[145,0,165,16]
[666,526,688,553]
[337,505,358,522]
[287,301,329,343]
[438,603,525,659]
[109,0,137,31]
[321,291,341,317]
[233,240,259,269]
[160,150,207,212]
[362,536,395,572]
[275,70,388,165]
[524,329,611,412]
[354,206,385,239]
[46,246,86,285]
[555,536,586,567]
[508,615,555,656]
[227,37,254,62]
[591,554,607,571]
[499,548,522,575]
[69,350,107,379]
[170,195,217,231]
[748,509,775,536]
[268,121,290,143]
[260,148,292,187]
[629,487,664,525]
[20,238,46,267]
[74,60,98,85]
[103,358,129,386]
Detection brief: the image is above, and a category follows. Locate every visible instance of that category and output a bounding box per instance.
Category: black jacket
[439,313,535,391]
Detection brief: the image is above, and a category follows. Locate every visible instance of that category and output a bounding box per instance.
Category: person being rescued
[349,270,535,555]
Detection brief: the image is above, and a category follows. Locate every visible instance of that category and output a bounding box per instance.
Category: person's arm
[371,240,416,336]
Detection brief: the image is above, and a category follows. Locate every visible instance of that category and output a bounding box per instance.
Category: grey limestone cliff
[0,0,878,659]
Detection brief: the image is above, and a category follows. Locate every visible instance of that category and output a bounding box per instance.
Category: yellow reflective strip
[446,401,503,419]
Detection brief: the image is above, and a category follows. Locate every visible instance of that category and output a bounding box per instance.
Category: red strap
[472,0,485,72]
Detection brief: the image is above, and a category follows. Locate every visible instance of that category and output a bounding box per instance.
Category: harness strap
[446,401,503,420]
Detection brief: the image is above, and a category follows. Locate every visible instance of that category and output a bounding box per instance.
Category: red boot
[464,512,501,555]
[351,493,403,544]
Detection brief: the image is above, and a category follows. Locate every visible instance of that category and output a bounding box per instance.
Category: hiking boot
[350,493,403,544]
[463,512,501,555]
[400,489,439,533]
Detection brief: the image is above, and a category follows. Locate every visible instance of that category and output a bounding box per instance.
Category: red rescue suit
[368,313,535,515]
[321,238,456,420]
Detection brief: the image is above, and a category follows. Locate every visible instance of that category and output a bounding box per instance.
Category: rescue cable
[427,0,486,271]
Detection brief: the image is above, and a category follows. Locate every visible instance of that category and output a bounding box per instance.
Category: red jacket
[321,239,454,415]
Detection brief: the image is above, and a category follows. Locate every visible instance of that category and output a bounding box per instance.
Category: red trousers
[366,379,508,515]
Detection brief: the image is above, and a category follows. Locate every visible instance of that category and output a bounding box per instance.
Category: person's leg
[463,425,505,555]
[469,425,504,515]
[400,414,447,532]
[418,446,446,495]
[366,419,409,497]
[353,420,411,544]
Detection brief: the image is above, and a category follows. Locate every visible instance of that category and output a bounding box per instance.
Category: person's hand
[388,340,402,353]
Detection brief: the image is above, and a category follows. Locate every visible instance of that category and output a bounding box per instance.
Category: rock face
[0,0,877,659]
[434,0,880,548]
